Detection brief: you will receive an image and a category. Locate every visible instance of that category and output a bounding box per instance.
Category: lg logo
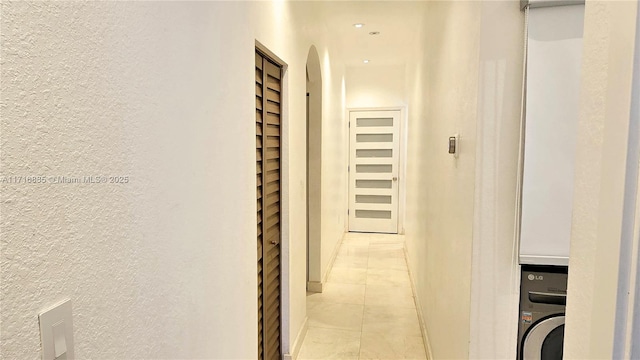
[528,274,544,281]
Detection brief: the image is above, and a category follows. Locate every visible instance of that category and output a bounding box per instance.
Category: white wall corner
[283,316,308,360]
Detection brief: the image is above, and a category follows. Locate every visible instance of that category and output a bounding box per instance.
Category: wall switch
[449,134,459,158]
[39,299,74,360]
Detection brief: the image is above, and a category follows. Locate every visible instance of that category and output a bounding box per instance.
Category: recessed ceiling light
[363,60,370,64]
[354,23,364,28]
[369,31,380,35]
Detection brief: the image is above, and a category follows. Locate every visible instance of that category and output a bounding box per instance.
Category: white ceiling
[314,1,426,67]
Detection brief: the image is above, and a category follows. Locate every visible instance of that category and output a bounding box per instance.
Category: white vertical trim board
[614,3,640,357]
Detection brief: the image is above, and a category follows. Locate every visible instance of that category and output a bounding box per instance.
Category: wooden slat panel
[266,224,280,241]
[266,170,279,184]
[266,88,280,103]
[266,213,280,229]
[257,50,282,360]
[266,210,279,226]
[265,181,279,196]
[256,53,263,70]
[265,60,281,80]
[265,291,280,312]
[267,240,280,257]
[266,76,281,92]
[265,302,280,329]
[265,137,279,148]
[266,159,279,171]
[266,124,280,137]
[266,148,280,160]
[267,340,279,360]
[263,192,280,207]
[267,202,280,219]
[266,101,280,115]
[268,340,280,360]
[265,113,280,126]
[264,302,278,323]
[257,51,263,360]
[264,286,280,309]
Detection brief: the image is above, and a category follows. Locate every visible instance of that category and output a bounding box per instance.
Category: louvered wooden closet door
[256,50,282,360]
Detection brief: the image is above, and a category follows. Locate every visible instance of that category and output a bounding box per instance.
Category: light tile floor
[298,232,428,360]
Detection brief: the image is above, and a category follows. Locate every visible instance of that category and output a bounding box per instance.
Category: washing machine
[517,266,568,360]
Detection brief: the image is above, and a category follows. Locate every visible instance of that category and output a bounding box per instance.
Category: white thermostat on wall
[448,134,459,158]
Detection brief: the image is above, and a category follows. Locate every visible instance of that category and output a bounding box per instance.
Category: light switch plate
[39,299,74,360]
[449,133,459,158]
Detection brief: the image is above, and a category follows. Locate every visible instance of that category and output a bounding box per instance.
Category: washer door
[522,315,565,360]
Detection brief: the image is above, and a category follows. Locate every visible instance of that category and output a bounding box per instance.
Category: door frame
[256,40,290,359]
[346,106,407,234]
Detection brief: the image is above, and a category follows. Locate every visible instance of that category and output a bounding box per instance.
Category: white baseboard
[307,233,346,294]
[403,246,434,360]
[323,232,346,283]
[283,316,308,360]
[307,281,323,293]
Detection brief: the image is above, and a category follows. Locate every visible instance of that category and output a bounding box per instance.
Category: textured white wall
[404,1,481,358]
[346,64,407,109]
[565,1,638,358]
[469,2,524,359]
[0,1,331,358]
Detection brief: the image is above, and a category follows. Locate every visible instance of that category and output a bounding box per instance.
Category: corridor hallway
[299,233,427,359]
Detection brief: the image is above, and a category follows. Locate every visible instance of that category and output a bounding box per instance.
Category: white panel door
[520,5,584,266]
[348,110,400,234]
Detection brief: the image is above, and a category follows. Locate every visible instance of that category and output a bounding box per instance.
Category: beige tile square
[333,255,368,269]
[298,327,361,360]
[359,331,427,359]
[338,245,369,258]
[362,305,422,337]
[307,301,364,331]
[369,233,405,243]
[364,284,416,309]
[367,256,408,271]
[369,242,404,253]
[366,268,411,286]
[368,246,405,259]
[307,283,366,305]
[328,267,368,285]
[342,236,371,248]
[344,232,371,239]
